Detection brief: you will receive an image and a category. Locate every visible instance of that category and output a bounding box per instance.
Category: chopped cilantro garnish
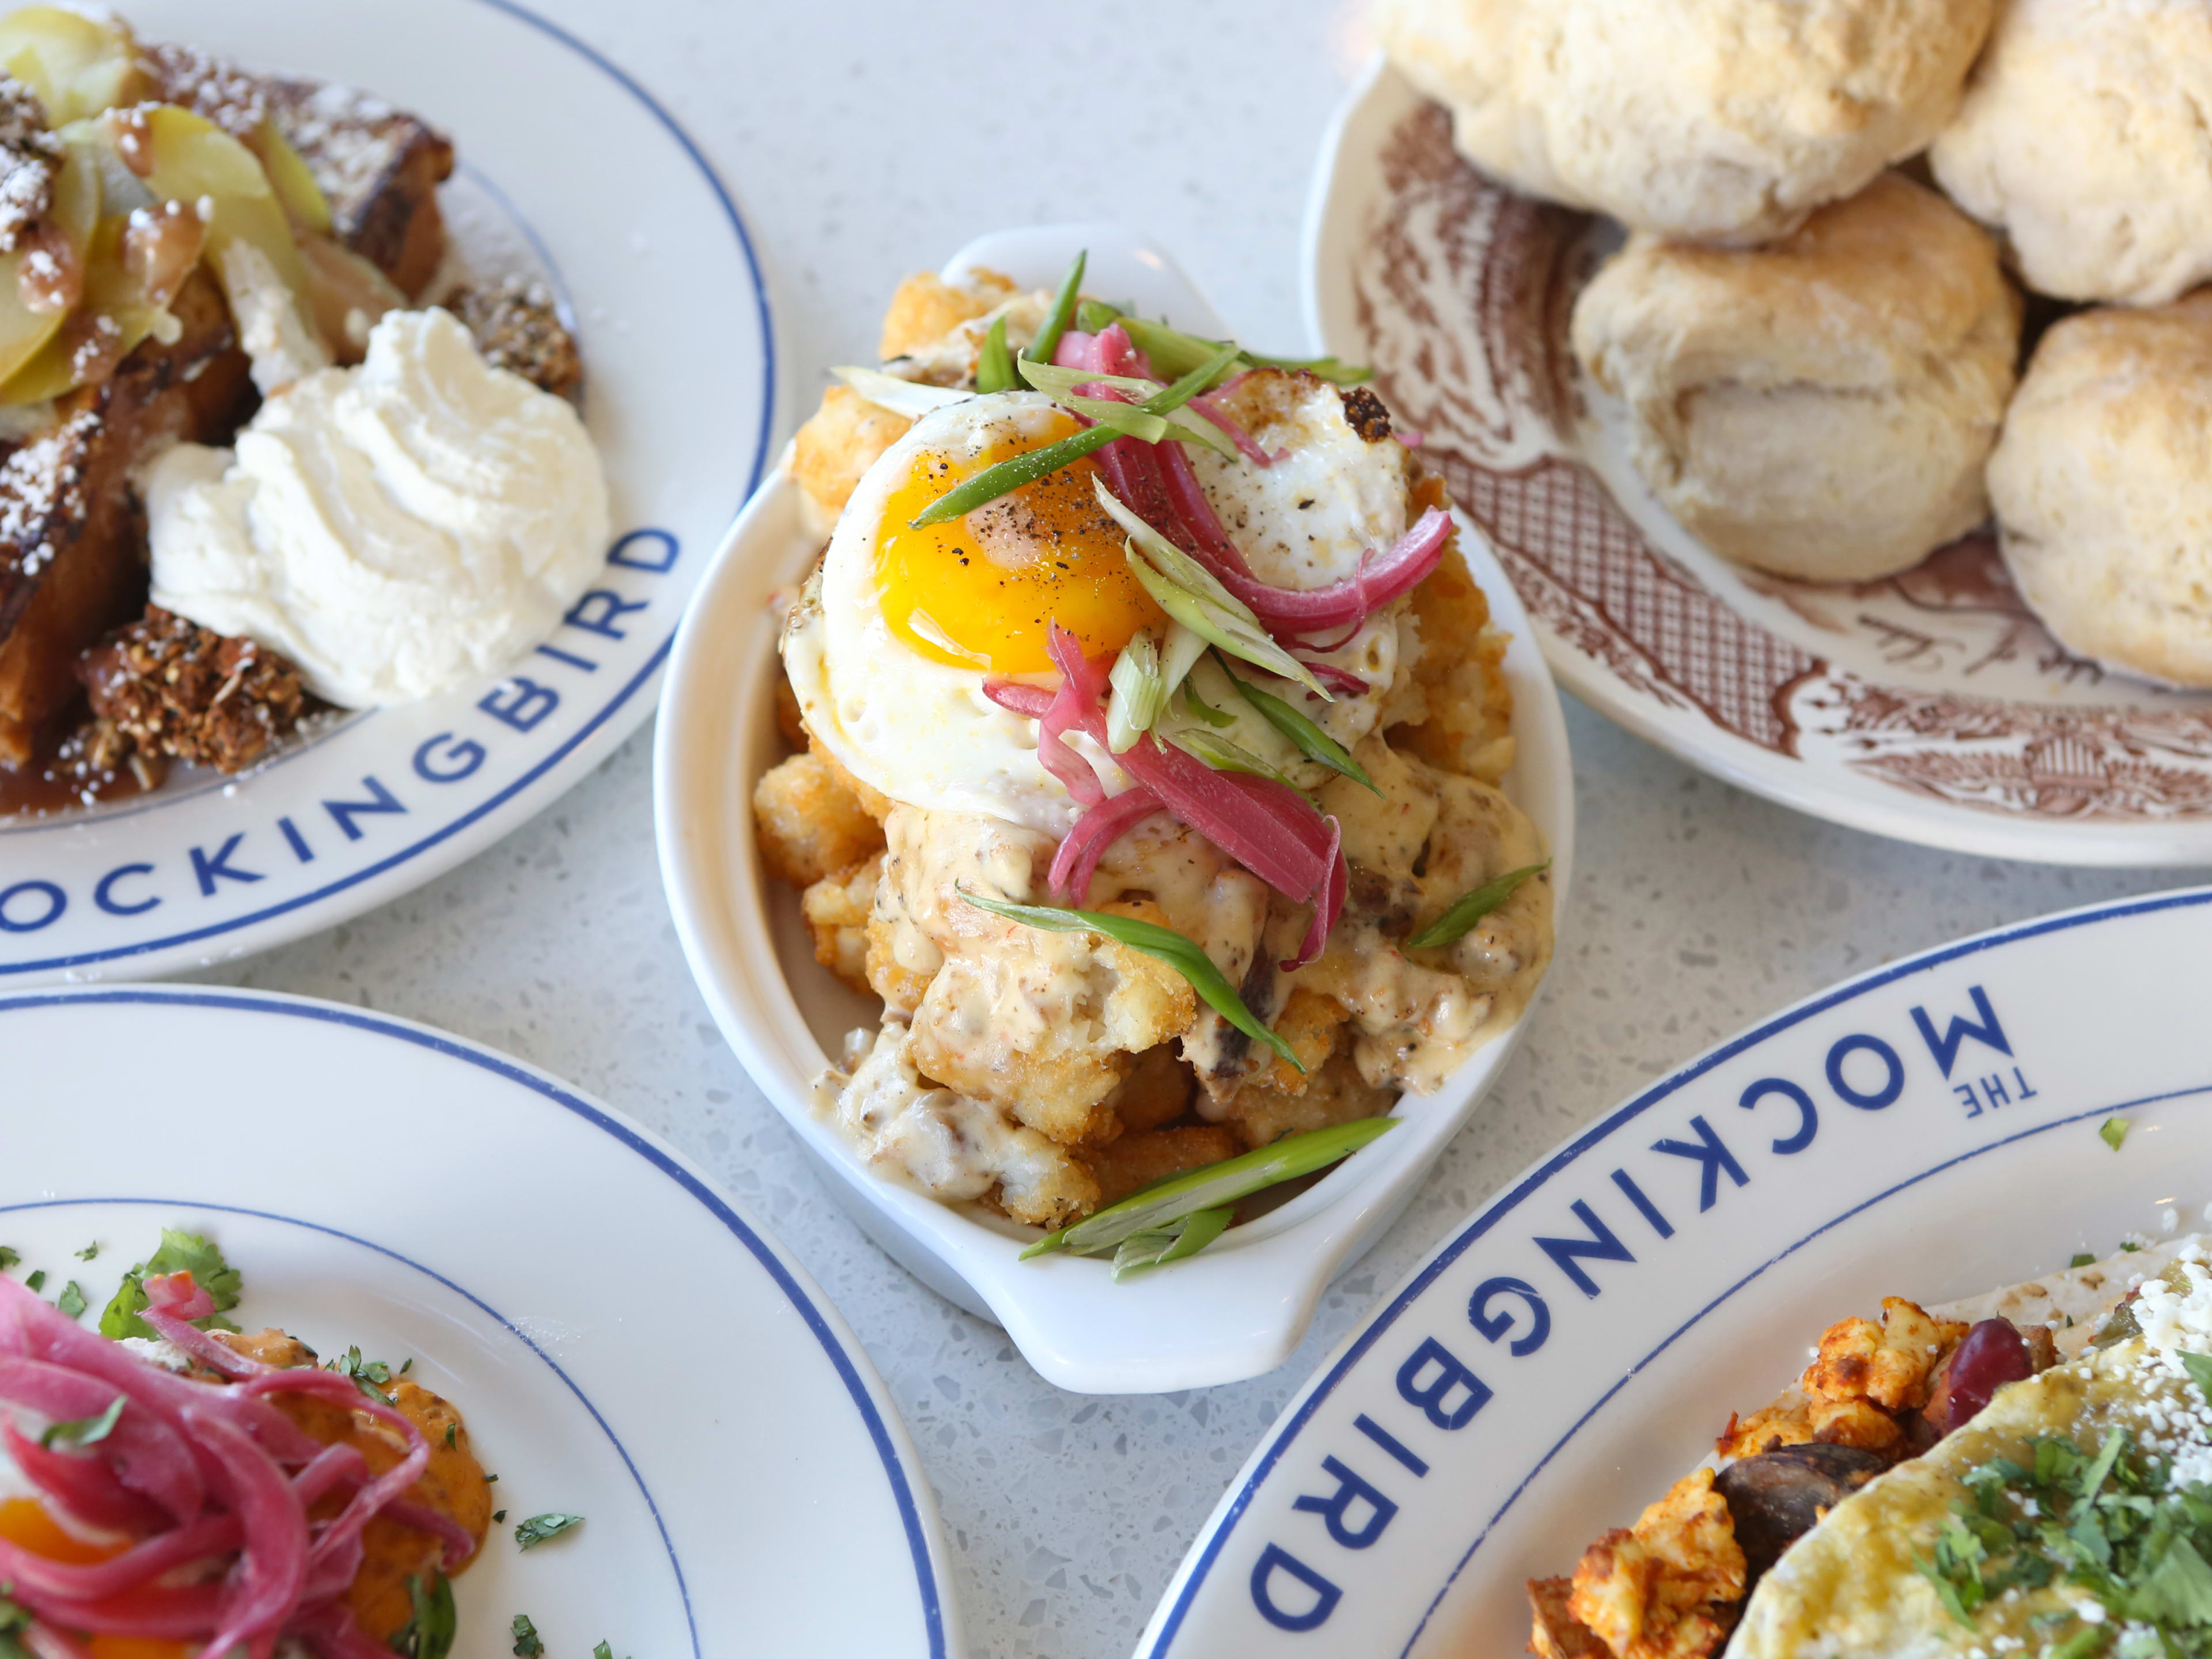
[444,1423,457,1449]
[0,1593,30,1659]
[73,1243,97,1262]
[0,1248,15,1270]
[388,1572,455,1659]
[2101,1116,2131,1151]
[514,1513,584,1551]
[26,1270,45,1293]
[510,1615,543,1658]
[1918,1423,2212,1649]
[2071,1252,2097,1269]
[2182,1353,2212,1399]
[493,1509,507,1523]
[99,1230,242,1340]
[593,1644,620,1659]
[55,1281,85,1319]
[327,1346,393,1400]
[39,1394,123,1452]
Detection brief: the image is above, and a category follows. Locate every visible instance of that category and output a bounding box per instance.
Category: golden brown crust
[790,384,915,533]
[1388,479,1516,785]
[1080,1123,1243,1209]
[1224,1047,1397,1152]
[878,269,1020,361]
[801,855,880,995]
[752,751,885,889]
[1566,1469,1745,1659]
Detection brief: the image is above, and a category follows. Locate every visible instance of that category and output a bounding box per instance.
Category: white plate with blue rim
[0,984,957,1659]
[653,221,1575,1394]
[1138,885,2212,1656]
[0,0,774,985]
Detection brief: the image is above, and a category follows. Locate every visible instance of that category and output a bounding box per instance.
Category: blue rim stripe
[0,0,778,975]
[1144,881,2212,1656]
[0,988,946,1659]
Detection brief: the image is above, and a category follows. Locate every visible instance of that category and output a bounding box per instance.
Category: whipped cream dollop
[146,306,609,708]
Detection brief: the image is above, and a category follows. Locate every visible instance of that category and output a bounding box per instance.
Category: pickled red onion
[1047,787,1165,905]
[0,1270,474,1659]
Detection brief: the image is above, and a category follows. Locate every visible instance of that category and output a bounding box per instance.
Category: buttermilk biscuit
[1571,174,2021,582]
[1374,0,1994,244]
[1988,293,2212,687]
[1932,0,2212,308]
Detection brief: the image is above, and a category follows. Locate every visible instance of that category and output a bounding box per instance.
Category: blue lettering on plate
[1651,1115,1749,1212]
[1910,985,2012,1080]
[1609,1168,1674,1239]
[277,817,314,863]
[1740,1077,1817,1154]
[1534,1199,1637,1297]
[1249,1544,1340,1632]
[535,643,599,673]
[1395,1336,1492,1430]
[0,878,65,933]
[565,588,650,640]
[606,528,679,573]
[479,677,560,733]
[323,776,406,842]
[1351,1414,1429,1477]
[1291,1457,1397,1549]
[93,863,159,917]
[1467,1276,1550,1358]
[413,733,487,785]
[190,835,262,896]
[1826,1033,1905,1110]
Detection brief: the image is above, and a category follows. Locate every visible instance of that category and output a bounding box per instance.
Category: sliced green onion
[832,365,973,419]
[975,315,1017,393]
[1408,860,1551,950]
[1075,298,1124,334]
[1172,729,1302,791]
[1099,479,1330,699]
[1107,631,1165,754]
[910,343,1238,529]
[1018,359,1160,401]
[2100,1116,2130,1152]
[1179,683,1235,727]
[1111,1207,1232,1279]
[1019,359,1236,455]
[1161,620,1209,694]
[1025,1118,1399,1260]
[1116,316,1247,389]
[1240,350,1373,386]
[1027,250,1087,368]
[1218,656,1380,796]
[958,889,1298,1071]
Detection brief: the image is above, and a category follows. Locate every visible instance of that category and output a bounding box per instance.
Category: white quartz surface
[190,2,2211,1654]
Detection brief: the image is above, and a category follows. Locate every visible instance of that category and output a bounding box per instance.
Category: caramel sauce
[123,203,204,309]
[0,701,153,818]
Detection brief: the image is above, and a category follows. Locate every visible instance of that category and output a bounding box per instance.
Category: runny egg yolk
[0,1497,197,1659]
[873,411,1166,674]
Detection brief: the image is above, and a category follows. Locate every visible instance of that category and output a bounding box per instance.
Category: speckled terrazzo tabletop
[187,3,2211,1654]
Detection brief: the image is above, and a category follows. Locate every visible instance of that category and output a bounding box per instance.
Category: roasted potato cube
[789,384,912,535]
[1080,1124,1241,1209]
[1225,1047,1396,1152]
[752,752,884,889]
[802,856,880,994]
[878,268,1019,360]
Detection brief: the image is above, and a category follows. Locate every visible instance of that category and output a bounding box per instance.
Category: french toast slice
[0,50,454,774]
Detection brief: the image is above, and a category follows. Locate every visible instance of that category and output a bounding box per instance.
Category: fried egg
[784,377,1419,834]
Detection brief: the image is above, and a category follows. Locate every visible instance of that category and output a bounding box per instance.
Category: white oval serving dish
[654,222,1575,1395]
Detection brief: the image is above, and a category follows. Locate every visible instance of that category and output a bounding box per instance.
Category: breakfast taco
[1529,1234,2212,1659]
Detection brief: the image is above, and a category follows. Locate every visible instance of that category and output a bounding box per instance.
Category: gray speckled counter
[190,3,2207,1654]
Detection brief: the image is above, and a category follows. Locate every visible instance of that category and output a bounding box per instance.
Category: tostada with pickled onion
[0,1230,506,1659]
[1527,1234,2212,1659]
[752,253,1554,1272]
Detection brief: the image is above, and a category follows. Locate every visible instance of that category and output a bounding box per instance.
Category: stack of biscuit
[1378,0,2212,687]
